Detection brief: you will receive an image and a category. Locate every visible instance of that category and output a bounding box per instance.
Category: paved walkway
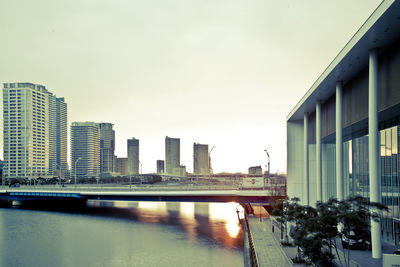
[248,215,292,267]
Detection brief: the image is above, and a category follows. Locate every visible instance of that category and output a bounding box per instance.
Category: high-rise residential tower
[98,123,115,174]
[49,95,68,178]
[70,122,100,178]
[2,82,67,179]
[165,136,180,175]
[193,143,209,175]
[127,138,139,174]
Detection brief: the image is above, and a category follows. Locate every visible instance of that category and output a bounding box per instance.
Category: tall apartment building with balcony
[2,82,67,179]
[70,122,100,178]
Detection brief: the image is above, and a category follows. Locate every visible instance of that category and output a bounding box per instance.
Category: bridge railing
[1,184,244,192]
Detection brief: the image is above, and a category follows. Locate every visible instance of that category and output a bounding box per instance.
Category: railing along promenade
[244,213,259,267]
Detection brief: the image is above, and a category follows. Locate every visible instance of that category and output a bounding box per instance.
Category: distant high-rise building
[2,82,67,178]
[98,123,115,174]
[156,160,164,174]
[70,122,100,178]
[193,143,209,175]
[116,157,128,176]
[127,138,139,174]
[165,136,180,175]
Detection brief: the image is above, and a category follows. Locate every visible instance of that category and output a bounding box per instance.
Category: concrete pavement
[247,215,292,267]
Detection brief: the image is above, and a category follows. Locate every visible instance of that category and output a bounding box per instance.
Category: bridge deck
[0,187,282,204]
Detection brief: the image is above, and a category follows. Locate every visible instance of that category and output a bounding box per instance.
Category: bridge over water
[0,185,282,209]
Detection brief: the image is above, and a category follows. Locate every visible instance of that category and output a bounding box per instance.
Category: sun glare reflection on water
[209,202,242,238]
[92,201,244,249]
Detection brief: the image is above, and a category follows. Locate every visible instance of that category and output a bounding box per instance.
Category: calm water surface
[0,201,244,267]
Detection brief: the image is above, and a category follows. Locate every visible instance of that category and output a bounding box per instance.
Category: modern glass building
[286,0,400,259]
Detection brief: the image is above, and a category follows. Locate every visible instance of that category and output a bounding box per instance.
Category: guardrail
[1,184,242,192]
[244,213,259,267]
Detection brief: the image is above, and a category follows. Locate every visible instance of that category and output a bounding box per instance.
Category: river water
[0,201,244,267]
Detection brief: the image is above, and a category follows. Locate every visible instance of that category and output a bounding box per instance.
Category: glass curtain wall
[339,126,400,245]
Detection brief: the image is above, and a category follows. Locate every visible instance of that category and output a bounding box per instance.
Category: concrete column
[336,82,343,201]
[316,101,322,202]
[369,48,381,259]
[304,113,309,205]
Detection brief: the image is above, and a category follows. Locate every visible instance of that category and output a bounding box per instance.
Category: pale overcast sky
[0,0,382,174]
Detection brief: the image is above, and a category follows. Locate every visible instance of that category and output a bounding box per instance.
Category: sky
[0,0,382,174]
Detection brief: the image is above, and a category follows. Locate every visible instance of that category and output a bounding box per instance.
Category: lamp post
[208,146,215,188]
[264,149,270,190]
[1,162,7,188]
[74,157,82,189]
[55,163,61,187]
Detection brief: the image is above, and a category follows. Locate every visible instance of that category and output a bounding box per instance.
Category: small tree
[338,196,387,266]
[272,196,387,267]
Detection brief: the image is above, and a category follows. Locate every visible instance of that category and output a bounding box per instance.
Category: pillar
[316,101,322,202]
[369,48,381,259]
[336,82,343,201]
[304,113,309,205]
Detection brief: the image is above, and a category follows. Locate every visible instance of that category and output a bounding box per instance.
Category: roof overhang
[287,0,400,122]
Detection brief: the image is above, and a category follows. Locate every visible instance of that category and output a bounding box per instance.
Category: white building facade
[287,1,400,258]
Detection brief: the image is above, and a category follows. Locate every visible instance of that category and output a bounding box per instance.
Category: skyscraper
[49,95,68,178]
[193,143,209,175]
[98,123,115,175]
[165,136,180,175]
[2,82,67,179]
[127,138,139,174]
[70,122,100,178]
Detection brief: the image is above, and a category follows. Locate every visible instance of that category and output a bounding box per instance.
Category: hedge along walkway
[247,215,292,267]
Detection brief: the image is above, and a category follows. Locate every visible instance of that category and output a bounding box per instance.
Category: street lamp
[1,162,7,188]
[55,163,62,187]
[208,146,215,187]
[74,157,82,188]
[264,149,270,190]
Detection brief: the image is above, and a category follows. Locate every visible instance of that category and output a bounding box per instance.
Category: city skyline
[0,0,382,174]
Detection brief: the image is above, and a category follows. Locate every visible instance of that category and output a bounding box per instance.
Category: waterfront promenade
[247,214,293,267]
